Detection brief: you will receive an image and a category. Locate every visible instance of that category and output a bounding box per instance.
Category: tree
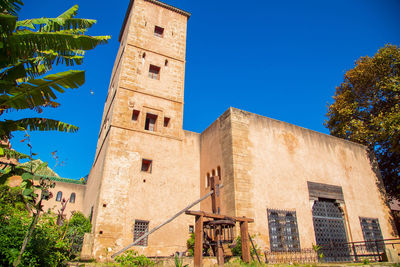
[0,1,110,265]
[326,44,400,199]
[0,0,109,162]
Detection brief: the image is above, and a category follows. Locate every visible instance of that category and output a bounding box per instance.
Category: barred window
[267,209,300,252]
[360,217,383,251]
[134,220,149,246]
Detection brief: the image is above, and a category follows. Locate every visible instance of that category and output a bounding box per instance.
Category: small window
[189,225,194,233]
[56,191,62,202]
[70,193,76,203]
[165,59,168,67]
[154,26,164,37]
[132,110,140,121]
[141,159,152,173]
[148,65,160,80]
[145,113,157,131]
[134,220,149,246]
[164,117,170,127]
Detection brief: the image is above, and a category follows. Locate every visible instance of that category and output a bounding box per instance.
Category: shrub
[231,235,259,258]
[0,203,70,266]
[114,250,155,266]
[186,233,195,256]
[61,211,91,259]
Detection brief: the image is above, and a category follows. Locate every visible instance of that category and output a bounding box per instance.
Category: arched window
[212,169,216,177]
[165,59,168,67]
[70,193,76,203]
[217,166,221,180]
[56,191,62,202]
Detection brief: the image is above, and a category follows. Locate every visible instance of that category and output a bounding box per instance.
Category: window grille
[134,220,149,246]
[267,209,300,252]
[360,217,383,251]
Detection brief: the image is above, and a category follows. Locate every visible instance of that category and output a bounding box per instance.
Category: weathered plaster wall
[227,108,397,250]
[8,176,85,219]
[200,110,235,217]
[90,127,200,259]
[42,182,86,218]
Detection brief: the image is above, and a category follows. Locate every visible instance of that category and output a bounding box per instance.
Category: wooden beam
[240,221,251,263]
[194,215,203,267]
[210,176,221,214]
[185,210,254,222]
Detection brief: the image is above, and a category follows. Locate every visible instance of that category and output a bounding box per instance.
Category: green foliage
[326,44,400,199]
[231,235,259,258]
[61,211,91,259]
[174,254,188,267]
[114,250,155,266]
[312,244,323,261]
[0,0,109,169]
[186,232,195,256]
[0,200,70,266]
[362,258,370,265]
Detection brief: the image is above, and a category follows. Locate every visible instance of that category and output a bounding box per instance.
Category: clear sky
[8,0,400,179]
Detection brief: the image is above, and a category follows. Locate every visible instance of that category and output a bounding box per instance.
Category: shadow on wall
[368,149,398,237]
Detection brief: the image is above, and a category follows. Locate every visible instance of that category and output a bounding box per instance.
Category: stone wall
[227,107,397,250]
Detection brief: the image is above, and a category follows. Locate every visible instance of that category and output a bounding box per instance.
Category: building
[59,0,395,261]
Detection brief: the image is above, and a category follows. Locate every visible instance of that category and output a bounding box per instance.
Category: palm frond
[1,31,109,67]
[57,5,79,19]
[0,0,23,16]
[16,18,96,32]
[0,13,17,37]
[0,146,31,160]
[0,117,78,138]
[0,70,84,111]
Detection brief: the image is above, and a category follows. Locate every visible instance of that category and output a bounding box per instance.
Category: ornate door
[312,199,350,261]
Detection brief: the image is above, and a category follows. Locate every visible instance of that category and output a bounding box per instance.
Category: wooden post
[240,221,251,263]
[216,226,224,265]
[210,176,221,214]
[194,215,203,267]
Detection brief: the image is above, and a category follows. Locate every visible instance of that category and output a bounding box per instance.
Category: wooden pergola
[186,176,254,266]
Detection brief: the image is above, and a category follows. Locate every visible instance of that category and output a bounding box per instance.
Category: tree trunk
[13,209,40,267]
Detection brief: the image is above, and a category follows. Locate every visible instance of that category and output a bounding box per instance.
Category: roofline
[118,0,191,42]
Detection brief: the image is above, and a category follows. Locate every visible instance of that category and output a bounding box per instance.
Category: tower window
[141,159,152,173]
[164,117,170,127]
[148,65,160,80]
[145,113,157,131]
[134,220,149,246]
[154,26,164,37]
[70,193,76,203]
[56,191,62,202]
[132,110,140,121]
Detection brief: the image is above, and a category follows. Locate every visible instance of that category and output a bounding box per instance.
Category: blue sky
[8,0,400,178]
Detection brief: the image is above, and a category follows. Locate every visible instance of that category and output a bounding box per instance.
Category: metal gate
[312,199,350,262]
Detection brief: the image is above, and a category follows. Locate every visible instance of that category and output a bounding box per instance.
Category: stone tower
[82,0,201,260]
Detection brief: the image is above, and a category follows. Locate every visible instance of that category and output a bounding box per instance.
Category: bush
[0,202,70,266]
[186,233,195,256]
[114,250,155,266]
[231,235,259,258]
[61,211,91,259]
